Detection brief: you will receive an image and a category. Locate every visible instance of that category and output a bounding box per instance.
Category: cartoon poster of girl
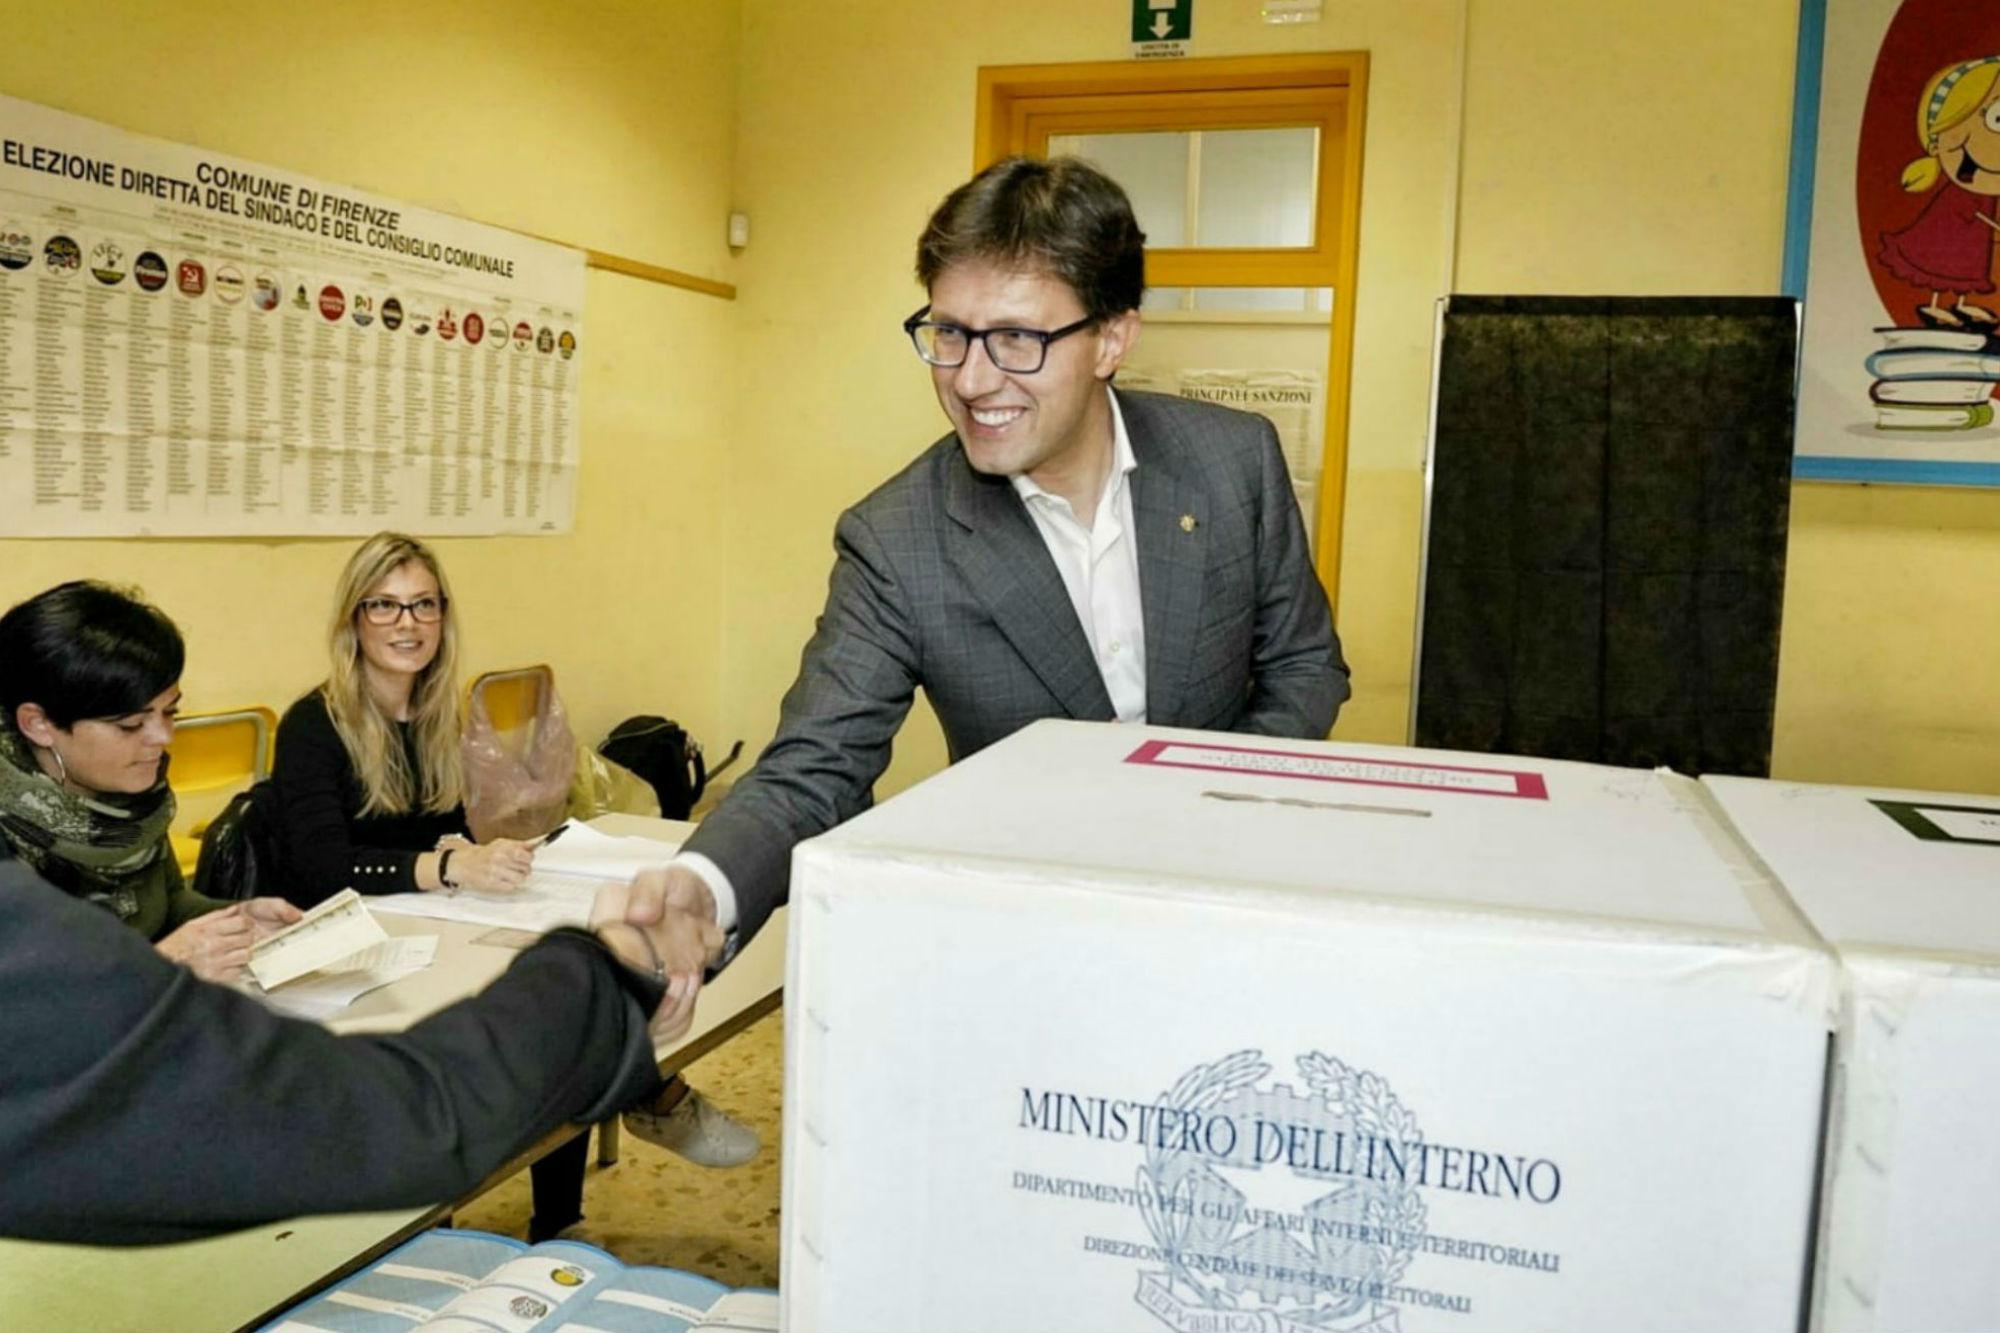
[1878,56,2000,330]
[1793,0,2000,484]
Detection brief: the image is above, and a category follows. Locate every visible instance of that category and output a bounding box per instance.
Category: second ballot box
[1705,774,2000,1333]
[780,720,1836,1333]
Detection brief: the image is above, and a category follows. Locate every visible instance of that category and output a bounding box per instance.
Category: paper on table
[248,935,438,1021]
[368,821,685,932]
[533,819,682,880]
[248,889,389,989]
[369,869,607,933]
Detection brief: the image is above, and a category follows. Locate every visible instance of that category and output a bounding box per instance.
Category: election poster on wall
[1790,0,2000,486]
[0,92,584,536]
[1119,365,1325,551]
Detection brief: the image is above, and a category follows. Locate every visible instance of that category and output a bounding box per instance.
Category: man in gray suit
[625,155,1347,1048]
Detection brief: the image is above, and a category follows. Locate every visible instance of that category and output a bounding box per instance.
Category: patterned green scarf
[0,718,176,924]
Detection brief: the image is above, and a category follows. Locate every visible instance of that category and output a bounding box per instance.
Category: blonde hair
[1903,58,2000,192]
[321,532,465,816]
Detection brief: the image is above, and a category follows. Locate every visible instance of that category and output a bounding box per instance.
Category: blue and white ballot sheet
[260,1229,775,1333]
[782,720,1838,1333]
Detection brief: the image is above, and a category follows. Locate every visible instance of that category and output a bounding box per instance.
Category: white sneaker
[625,1090,761,1168]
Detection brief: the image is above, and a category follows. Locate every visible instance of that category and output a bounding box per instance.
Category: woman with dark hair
[0,580,299,979]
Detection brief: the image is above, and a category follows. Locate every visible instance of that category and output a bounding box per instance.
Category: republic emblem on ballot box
[1126,1049,1429,1333]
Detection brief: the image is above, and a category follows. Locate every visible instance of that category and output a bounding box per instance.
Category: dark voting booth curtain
[1413,296,1798,777]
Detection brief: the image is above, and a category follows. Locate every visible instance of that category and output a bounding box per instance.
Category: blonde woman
[272,533,758,1202]
[270,532,533,907]
[1881,55,2000,330]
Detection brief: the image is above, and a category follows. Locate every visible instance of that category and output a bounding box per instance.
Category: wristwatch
[437,847,459,895]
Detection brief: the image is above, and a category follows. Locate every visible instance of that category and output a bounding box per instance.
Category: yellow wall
[729,0,2000,798]
[729,0,1466,792]
[1454,0,2000,794]
[9,0,1994,804]
[0,1,743,750]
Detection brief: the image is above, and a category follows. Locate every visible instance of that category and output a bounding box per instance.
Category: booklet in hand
[247,888,388,990]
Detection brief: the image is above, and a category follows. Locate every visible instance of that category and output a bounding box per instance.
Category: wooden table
[0,815,785,1333]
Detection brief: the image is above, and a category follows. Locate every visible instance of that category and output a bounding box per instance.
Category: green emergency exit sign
[1132,0,1192,56]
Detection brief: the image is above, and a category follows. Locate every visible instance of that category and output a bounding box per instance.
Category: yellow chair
[166,706,277,877]
[467,664,553,746]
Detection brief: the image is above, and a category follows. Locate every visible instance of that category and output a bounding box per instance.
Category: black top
[0,851,665,1244]
[272,691,469,907]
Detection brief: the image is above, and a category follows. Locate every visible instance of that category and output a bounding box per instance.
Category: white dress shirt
[1008,389,1147,725]
[681,388,1147,936]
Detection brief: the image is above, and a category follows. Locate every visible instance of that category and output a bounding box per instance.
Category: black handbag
[191,779,286,903]
[599,716,741,820]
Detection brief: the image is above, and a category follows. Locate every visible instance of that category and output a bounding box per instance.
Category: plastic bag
[462,670,578,842]
[568,745,661,821]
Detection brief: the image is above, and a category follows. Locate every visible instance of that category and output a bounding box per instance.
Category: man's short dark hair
[0,581,184,728]
[916,156,1146,319]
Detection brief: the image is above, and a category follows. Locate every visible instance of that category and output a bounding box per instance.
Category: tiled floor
[455,1007,785,1288]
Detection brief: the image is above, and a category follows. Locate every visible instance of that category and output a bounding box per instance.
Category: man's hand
[590,866,725,1044]
[156,905,258,981]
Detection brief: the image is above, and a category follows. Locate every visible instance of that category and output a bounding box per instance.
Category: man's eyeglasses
[357,595,448,625]
[903,306,1097,374]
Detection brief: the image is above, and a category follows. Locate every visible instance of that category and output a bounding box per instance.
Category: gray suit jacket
[686,388,1348,946]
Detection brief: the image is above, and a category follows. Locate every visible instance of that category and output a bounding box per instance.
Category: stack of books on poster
[1865,326,1999,430]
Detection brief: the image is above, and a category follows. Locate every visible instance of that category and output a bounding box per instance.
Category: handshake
[587,865,727,1043]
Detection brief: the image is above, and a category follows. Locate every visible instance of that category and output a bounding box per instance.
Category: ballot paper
[247,889,390,990]
[260,1228,776,1333]
[369,821,683,932]
[247,935,438,1021]
[781,720,1835,1333]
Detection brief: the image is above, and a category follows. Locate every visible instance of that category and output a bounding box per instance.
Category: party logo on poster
[175,258,205,295]
[90,239,127,285]
[252,274,280,310]
[291,281,311,310]
[133,251,168,291]
[462,310,485,345]
[536,325,554,354]
[513,320,533,349]
[44,235,81,276]
[351,291,374,327]
[380,296,404,331]
[0,224,33,271]
[409,306,432,336]
[436,307,457,341]
[213,264,245,304]
[558,329,576,360]
[318,284,345,321]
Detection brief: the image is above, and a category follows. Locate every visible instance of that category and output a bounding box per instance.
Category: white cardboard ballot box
[781,721,1836,1333]
[1705,774,2000,1333]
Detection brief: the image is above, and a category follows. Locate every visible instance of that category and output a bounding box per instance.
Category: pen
[532,823,570,849]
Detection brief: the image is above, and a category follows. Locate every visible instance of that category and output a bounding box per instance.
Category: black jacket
[0,853,664,1244]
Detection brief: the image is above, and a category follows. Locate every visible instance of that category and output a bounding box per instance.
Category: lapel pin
[1179,514,1198,533]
